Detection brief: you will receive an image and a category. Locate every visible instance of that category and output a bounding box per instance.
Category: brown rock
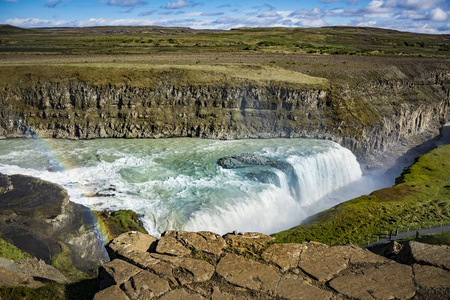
[210,286,260,300]
[347,245,389,265]
[329,263,415,300]
[107,231,157,260]
[276,274,333,300]
[382,241,402,258]
[122,270,170,299]
[120,251,176,283]
[298,242,348,281]
[151,253,215,284]
[0,257,68,284]
[0,265,44,289]
[262,243,306,272]
[223,232,274,255]
[98,259,142,289]
[413,264,450,288]
[156,236,191,257]
[298,242,388,281]
[397,241,450,269]
[93,285,129,300]
[216,253,280,292]
[164,230,227,256]
[159,288,205,300]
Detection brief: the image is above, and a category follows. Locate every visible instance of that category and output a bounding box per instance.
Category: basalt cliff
[0,58,449,167]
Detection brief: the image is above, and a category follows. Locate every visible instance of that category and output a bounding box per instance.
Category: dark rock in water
[245,169,281,187]
[0,173,109,276]
[218,153,299,195]
[218,153,292,173]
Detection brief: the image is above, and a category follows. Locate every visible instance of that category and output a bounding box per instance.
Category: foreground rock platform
[95,231,450,300]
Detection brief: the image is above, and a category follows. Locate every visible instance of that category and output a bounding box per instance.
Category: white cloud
[364,1,393,14]
[295,19,327,27]
[258,11,280,18]
[289,8,324,19]
[106,0,146,8]
[427,7,448,21]
[385,0,444,11]
[165,0,198,9]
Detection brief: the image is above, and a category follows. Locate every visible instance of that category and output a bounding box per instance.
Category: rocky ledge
[0,173,109,275]
[95,231,450,300]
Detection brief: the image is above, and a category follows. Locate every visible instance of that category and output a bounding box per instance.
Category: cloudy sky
[1,0,449,34]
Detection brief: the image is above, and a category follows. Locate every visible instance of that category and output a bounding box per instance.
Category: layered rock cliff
[0,62,448,167]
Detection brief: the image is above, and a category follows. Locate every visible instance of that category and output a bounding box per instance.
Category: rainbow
[4,126,111,246]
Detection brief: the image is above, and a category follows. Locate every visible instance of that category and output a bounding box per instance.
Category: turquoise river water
[0,138,394,236]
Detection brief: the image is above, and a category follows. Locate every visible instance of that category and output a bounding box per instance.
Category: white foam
[0,138,384,237]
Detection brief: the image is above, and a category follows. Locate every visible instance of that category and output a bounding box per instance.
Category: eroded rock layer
[0,63,448,167]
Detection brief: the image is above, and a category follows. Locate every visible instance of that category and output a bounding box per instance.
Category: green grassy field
[272,144,450,246]
[1,25,449,57]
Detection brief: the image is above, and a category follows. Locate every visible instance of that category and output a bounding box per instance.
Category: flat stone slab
[107,231,157,260]
[99,259,142,289]
[276,274,333,300]
[216,253,280,292]
[151,253,215,284]
[0,265,44,289]
[0,257,68,284]
[329,263,415,300]
[223,232,274,254]
[94,285,129,300]
[398,241,450,270]
[262,243,306,272]
[163,230,227,256]
[122,270,170,299]
[156,236,192,257]
[298,242,388,281]
[158,288,204,300]
[413,264,450,288]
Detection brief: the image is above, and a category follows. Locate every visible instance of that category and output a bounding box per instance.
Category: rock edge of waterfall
[93,230,450,300]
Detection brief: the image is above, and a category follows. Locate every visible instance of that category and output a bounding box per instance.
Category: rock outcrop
[0,62,448,167]
[0,173,109,275]
[0,257,68,288]
[94,231,450,300]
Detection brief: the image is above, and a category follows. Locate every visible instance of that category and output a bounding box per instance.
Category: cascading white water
[0,138,388,237]
[289,147,362,206]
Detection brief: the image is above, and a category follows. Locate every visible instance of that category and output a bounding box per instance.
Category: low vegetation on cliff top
[273,144,450,246]
[1,25,449,57]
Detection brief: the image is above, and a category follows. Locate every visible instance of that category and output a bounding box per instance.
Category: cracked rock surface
[94,231,450,300]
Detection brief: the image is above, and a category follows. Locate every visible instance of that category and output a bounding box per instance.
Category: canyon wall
[0,67,448,167]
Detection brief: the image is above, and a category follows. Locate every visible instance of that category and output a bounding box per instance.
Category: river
[0,138,395,237]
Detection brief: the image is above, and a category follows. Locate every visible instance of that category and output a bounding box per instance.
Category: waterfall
[183,144,363,235]
[0,138,369,237]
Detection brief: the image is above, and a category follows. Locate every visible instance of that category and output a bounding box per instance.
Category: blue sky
[1,0,449,34]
